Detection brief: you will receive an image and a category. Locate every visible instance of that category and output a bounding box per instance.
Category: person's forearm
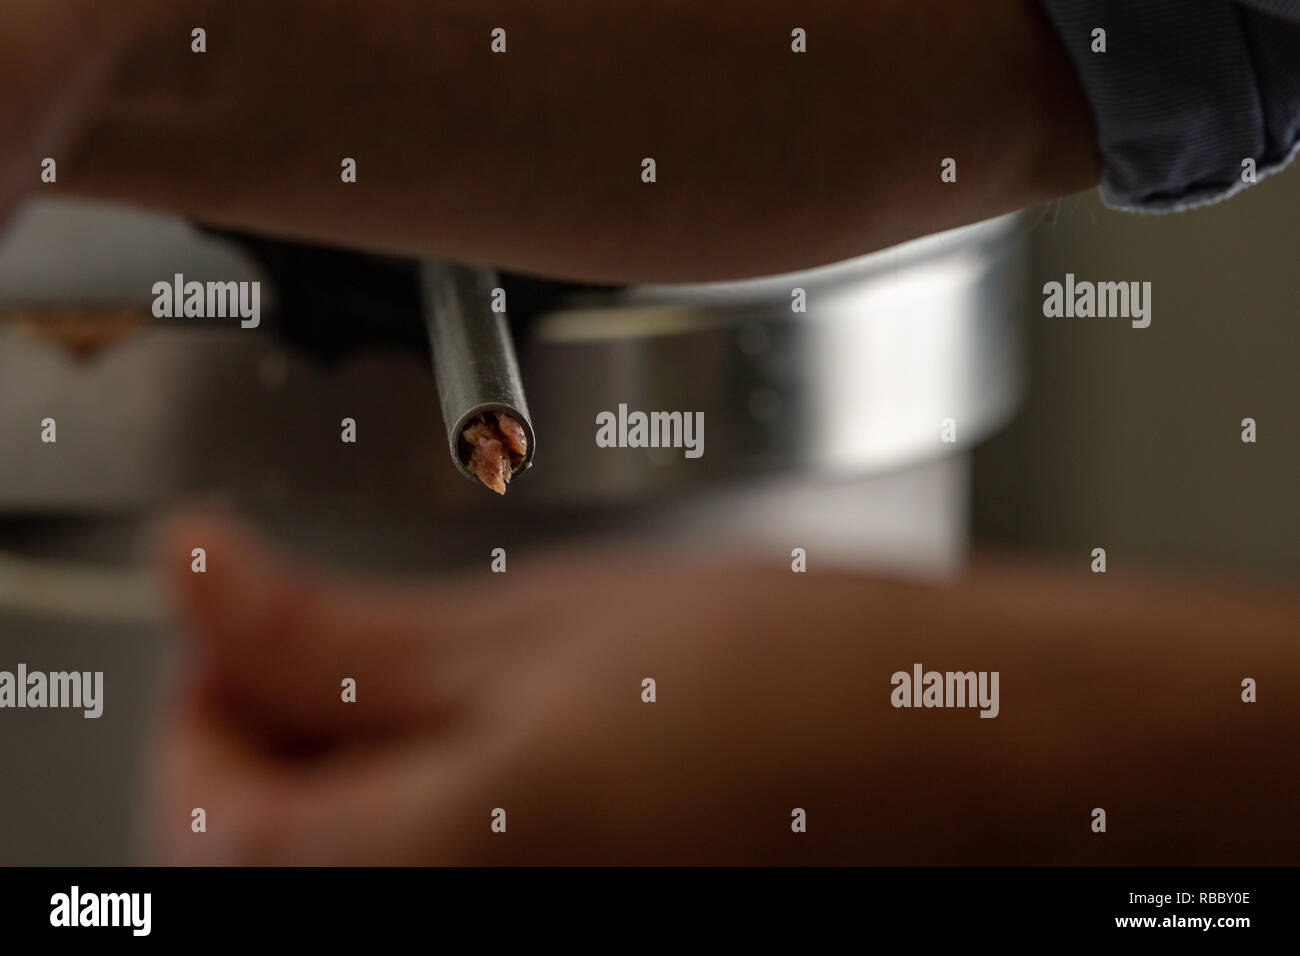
[145,512,1298,865]
[0,0,158,221]
[776,564,1300,865]
[524,558,1298,865]
[42,0,1098,282]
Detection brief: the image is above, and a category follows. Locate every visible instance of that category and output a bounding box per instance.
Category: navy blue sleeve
[1040,0,1300,211]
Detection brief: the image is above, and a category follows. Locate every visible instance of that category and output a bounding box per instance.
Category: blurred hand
[145,509,857,865]
[145,509,1300,865]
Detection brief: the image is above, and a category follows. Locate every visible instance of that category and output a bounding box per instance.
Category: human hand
[144,509,864,865]
[144,509,1300,865]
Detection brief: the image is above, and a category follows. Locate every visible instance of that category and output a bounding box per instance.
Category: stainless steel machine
[0,198,1026,566]
[0,199,1028,862]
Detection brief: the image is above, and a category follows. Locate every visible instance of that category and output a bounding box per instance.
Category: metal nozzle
[419,261,536,488]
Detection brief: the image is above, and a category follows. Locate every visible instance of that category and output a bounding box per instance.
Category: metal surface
[0,203,1016,866]
[529,213,1026,498]
[420,261,536,486]
[0,201,1026,512]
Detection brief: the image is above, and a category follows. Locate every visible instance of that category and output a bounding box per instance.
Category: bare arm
[11,0,1098,282]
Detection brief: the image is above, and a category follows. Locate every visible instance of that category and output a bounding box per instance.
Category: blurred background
[973,174,1299,580]
[0,161,1296,864]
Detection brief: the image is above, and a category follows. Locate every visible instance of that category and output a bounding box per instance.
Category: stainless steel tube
[419,260,536,488]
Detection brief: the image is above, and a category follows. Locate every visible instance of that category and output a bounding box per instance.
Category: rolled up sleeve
[1041,0,1300,211]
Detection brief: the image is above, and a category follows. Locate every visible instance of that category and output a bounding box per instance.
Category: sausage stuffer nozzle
[419,261,536,492]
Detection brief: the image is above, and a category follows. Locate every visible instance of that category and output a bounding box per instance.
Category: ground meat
[460,411,528,494]
[495,412,528,457]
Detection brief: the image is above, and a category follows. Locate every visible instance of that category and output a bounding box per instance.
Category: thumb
[148,508,460,740]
